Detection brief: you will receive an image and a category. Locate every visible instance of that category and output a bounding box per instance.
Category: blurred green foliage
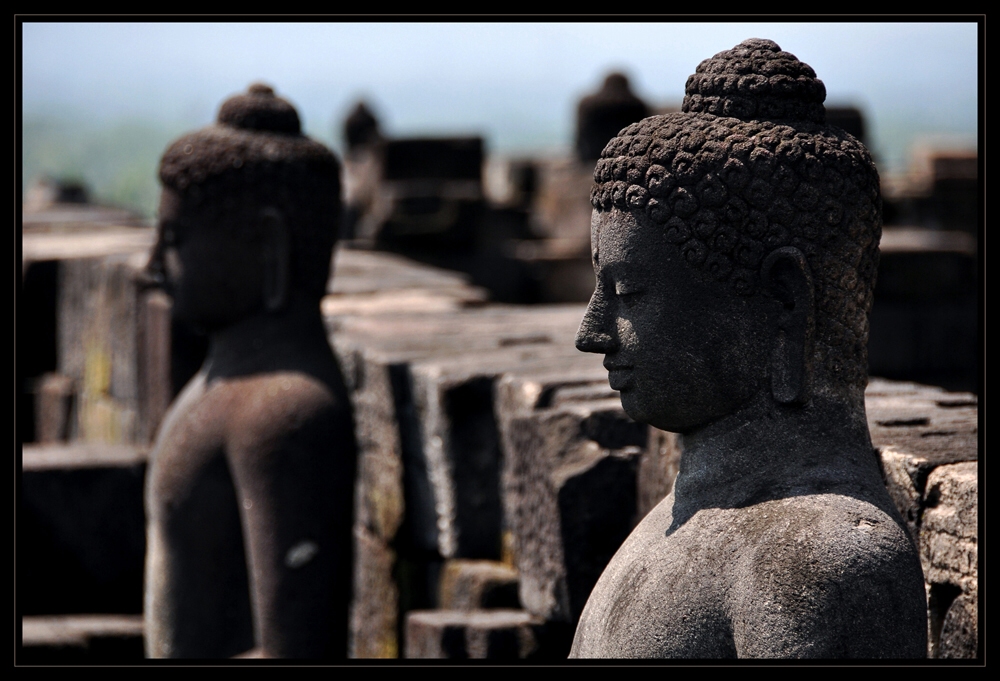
[22,115,189,219]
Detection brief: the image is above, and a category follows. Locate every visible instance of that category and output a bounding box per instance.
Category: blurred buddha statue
[143,84,357,659]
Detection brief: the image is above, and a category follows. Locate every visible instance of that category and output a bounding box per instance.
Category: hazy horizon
[20,20,980,217]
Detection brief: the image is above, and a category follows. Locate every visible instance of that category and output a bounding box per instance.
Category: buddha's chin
[617,390,651,427]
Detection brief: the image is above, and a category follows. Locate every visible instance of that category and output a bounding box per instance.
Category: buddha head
[150,83,341,331]
[575,39,881,433]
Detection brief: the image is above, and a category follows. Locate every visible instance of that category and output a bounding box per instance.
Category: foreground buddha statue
[143,84,356,658]
[571,40,926,658]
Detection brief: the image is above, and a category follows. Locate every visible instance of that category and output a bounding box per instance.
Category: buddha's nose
[137,234,167,291]
[576,290,616,354]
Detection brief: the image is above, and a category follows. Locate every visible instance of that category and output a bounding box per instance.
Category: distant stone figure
[571,39,927,658]
[143,84,356,658]
[343,101,382,153]
[575,73,650,163]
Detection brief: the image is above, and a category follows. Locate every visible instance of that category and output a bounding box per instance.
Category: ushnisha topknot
[158,83,341,299]
[159,83,336,192]
[590,39,881,392]
[217,82,301,134]
[682,38,827,123]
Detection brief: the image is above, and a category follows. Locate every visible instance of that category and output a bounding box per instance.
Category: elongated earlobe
[260,208,290,312]
[761,247,815,405]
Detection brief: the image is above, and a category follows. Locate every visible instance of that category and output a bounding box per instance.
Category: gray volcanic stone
[495,366,678,523]
[406,347,599,562]
[331,304,589,657]
[34,373,74,443]
[349,526,401,659]
[866,379,978,658]
[921,462,977,590]
[438,560,520,610]
[19,614,145,664]
[57,252,150,445]
[143,84,357,659]
[937,592,978,659]
[570,39,927,658]
[921,462,978,659]
[869,378,978,548]
[405,609,544,659]
[638,426,682,518]
[502,398,648,624]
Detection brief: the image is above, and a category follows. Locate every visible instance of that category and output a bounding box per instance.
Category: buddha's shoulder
[725,494,926,657]
[164,369,351,440]
[608,490,921,616]
[227,371,350,428]
[732,492,914,558]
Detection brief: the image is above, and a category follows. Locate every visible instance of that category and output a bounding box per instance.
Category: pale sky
[21,20,980,170]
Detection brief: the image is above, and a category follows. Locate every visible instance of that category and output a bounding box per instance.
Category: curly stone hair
[591,39,881,391]
[159,83,341,300]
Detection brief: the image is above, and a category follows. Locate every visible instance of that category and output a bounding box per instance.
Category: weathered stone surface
[335,305,590,559]
[348,526,400,659]
[495,365,679,625]
[405,609,544,659]
[60,254,137,443]
[884,149,978,234]
[21,223,173,447]
[509,237,596,303]
[325,247,488,314]
[501,398,647,623]
[870,380,977,535]
[868,379,978,465]
[639,426,681,519]
[439,560,520,611]
[866,380,978,659]
[332,304,590,656]
[19,614,145,664]
[33,373,74,444]
[22,227,154,263]
[532,158,594,243]
[937,591,978,659]
[406,347,599,562]
[355,136,484,254]
[921,461,978,590]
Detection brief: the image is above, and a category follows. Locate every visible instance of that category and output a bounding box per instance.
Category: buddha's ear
[761,247,815,405]
[259,207,290,313]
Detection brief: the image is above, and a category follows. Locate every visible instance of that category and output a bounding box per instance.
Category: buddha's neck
[671,388,879,513]
[202,296,333,380]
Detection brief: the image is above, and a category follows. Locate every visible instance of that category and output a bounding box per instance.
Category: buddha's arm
[227,372,356,658]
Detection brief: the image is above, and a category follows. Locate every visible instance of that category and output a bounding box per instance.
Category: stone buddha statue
[571,39,926,658]
[143,84,357,658]
[576,72,651,163]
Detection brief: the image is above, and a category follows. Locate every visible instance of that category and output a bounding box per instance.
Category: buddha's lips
[605,364,633,390]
